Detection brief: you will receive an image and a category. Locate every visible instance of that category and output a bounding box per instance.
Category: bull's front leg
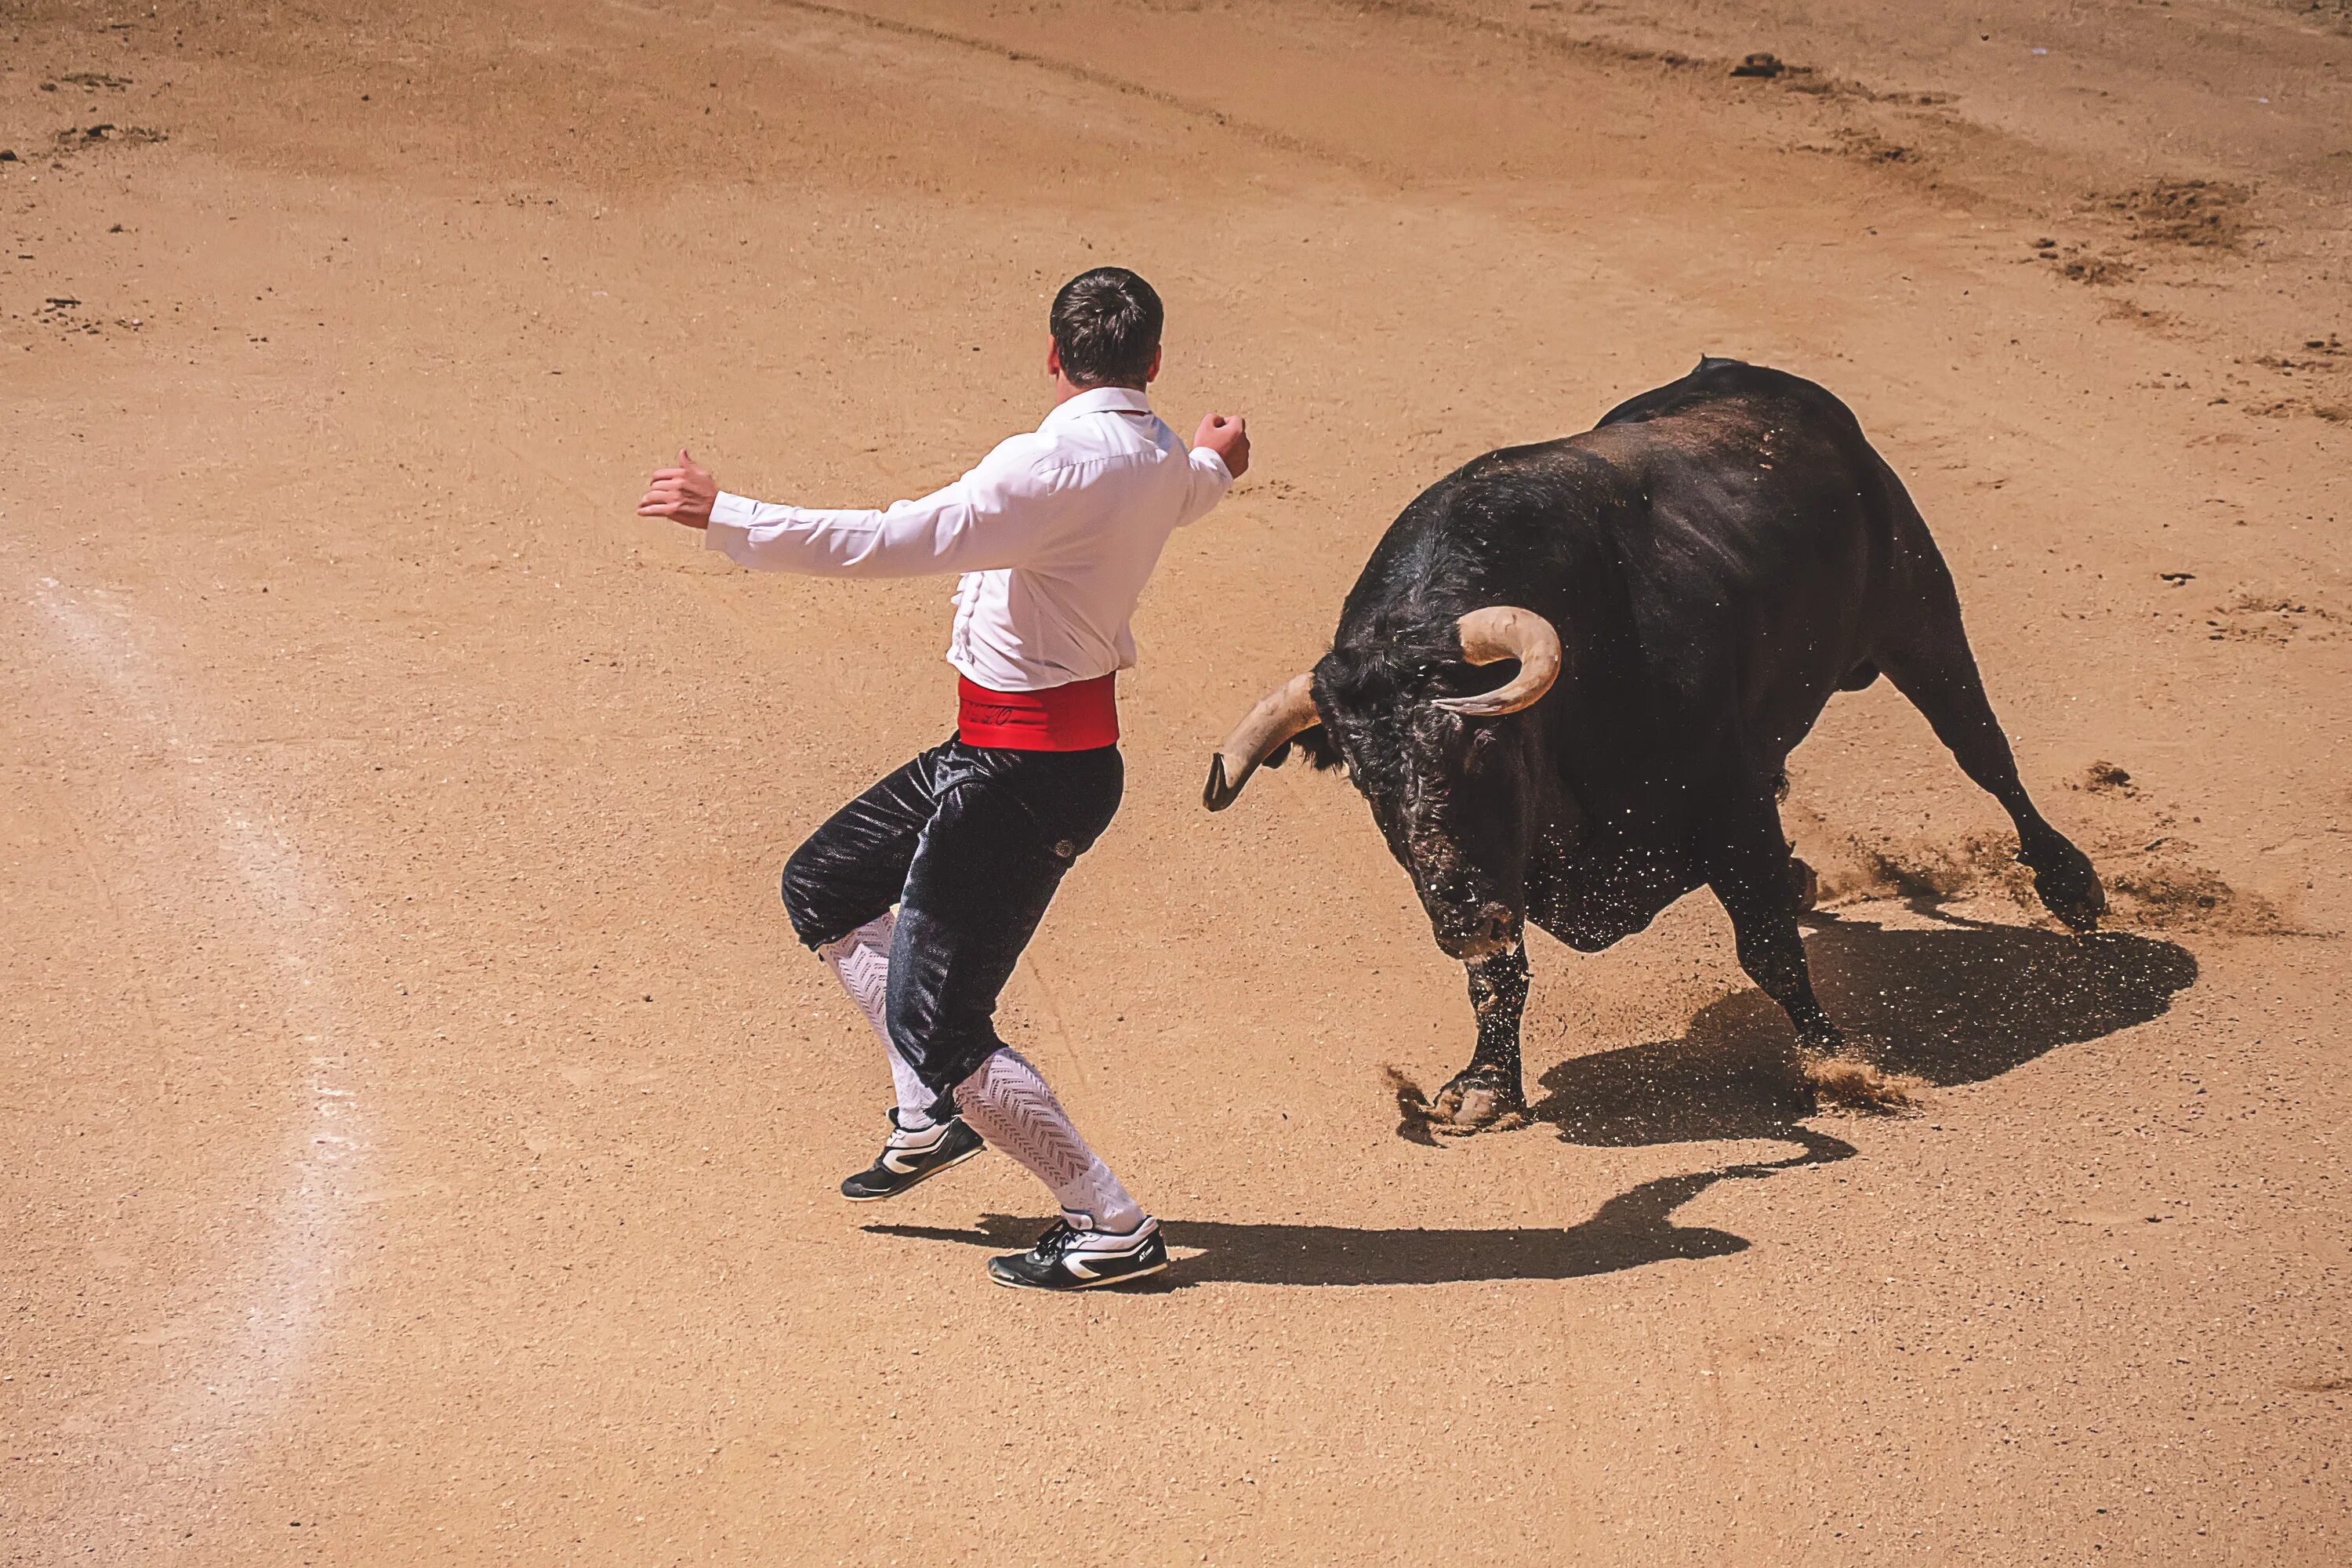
[1428,944,1530,1134]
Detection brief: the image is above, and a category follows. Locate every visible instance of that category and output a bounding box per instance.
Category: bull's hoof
[1788,855,1821,913]
[1428,1067,1528,1135]
[2025,840,2106,933]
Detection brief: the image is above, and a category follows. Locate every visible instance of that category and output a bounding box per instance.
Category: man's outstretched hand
[1196,413,1250,480]
[638,448,717,529]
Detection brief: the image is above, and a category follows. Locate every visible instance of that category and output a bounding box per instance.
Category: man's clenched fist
[1195,413,1250,480]
[638,448,718,529]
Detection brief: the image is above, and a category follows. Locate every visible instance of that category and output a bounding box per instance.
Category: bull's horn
[1203,672,1319,811]
[1431,606,1563,717]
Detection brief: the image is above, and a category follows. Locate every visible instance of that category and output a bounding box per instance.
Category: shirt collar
[1040,385,1153,430]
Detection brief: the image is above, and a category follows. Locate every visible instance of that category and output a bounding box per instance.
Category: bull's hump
[1594,357,1831,432]
[1454,438,1589,479]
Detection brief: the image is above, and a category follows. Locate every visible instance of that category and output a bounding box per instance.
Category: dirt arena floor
[5,0,2349,1562]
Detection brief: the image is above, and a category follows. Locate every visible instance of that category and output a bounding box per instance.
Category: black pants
[782,739,1125,1111]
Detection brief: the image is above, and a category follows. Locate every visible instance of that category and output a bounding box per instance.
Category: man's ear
[1145,345,1163,385]
[1046,339,1063,379]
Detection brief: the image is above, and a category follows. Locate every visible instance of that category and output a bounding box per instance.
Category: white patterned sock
[953,1048,1145,1232]
[816,911,935,1131]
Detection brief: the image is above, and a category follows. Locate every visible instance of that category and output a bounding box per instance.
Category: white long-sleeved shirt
[704,386,1234,691]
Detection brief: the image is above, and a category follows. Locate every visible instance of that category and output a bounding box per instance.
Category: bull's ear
[1270,724,1341,772]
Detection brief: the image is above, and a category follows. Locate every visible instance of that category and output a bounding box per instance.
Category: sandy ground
[3,0,2348,1562]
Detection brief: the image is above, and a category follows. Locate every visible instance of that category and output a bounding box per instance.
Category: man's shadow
[871,913,2195,1288]
[867,1125,1853,1289]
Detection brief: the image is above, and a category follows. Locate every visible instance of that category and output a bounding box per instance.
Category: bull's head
[1204,606,1563,960]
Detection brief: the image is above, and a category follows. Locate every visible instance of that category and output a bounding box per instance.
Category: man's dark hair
[1050,267,1163,389]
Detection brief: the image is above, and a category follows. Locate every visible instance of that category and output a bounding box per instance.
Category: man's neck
[1052,376,1146,407]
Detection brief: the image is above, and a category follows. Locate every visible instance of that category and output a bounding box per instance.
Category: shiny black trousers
[781,738,1124,1106]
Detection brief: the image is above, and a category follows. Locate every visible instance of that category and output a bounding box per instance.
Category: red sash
[956,673,1119,751]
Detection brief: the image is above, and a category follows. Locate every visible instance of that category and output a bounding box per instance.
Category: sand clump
[1799,1052,1925,1113]
[2104,863,2285,932]
[1799,822,2287,936]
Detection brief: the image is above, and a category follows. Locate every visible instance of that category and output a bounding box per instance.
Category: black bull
[1203,358,2105,1132]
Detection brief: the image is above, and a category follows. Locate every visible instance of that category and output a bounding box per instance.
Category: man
[637,267,1248,1290]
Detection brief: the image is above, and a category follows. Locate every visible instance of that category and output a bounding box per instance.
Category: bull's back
[1573,360,1918,764]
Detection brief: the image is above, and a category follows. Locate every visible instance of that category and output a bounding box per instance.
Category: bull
[1203,358,2104,1131]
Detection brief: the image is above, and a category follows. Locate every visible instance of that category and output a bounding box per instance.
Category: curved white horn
[1430,606,1563,717]
[1203,672,1319,811]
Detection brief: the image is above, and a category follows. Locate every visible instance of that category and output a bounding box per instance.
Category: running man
[637,268,1248,1290]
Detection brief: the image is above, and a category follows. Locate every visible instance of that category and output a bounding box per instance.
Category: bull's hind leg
[1876,573,2105,931]
[1427,945,1530,1135]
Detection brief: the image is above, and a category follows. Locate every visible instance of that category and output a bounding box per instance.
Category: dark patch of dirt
[2288,1374,2352,1394]
[2031,236,2139,286]
[2256,351,2344,376]
[1801,126,1915,165]
[30,297,142,337]
[2056,251,2137,286]
[2249,398,2352,423]
[51,123,169,152]
[2277,1,2352,36]
[2093,178,2253,249]
[2241,336,2348,421]
[2077,760,2138,797]
[2204,593,2344,643]
[2100,298,2180,332]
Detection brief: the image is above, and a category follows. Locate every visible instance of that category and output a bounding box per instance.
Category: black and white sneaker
[987,1217,1169,1290]
[839,1112,985,1202]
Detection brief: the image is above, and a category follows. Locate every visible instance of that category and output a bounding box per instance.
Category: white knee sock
[816,911,936,1131]
[953,1048,1145,1233]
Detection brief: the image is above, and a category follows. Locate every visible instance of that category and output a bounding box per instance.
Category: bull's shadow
[871,913,2194,1288]
[1533,911,2198,1147]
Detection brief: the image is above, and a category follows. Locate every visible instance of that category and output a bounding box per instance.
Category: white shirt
[704,387,1234,691]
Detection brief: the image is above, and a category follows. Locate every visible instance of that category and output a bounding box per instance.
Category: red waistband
[956,673,1119,751]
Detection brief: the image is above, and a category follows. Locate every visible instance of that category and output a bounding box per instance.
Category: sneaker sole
[839,1142,984,1202]
[988,1255,1170,1291]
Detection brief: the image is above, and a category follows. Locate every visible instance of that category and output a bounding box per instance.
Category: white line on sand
[27,574,370,1526]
